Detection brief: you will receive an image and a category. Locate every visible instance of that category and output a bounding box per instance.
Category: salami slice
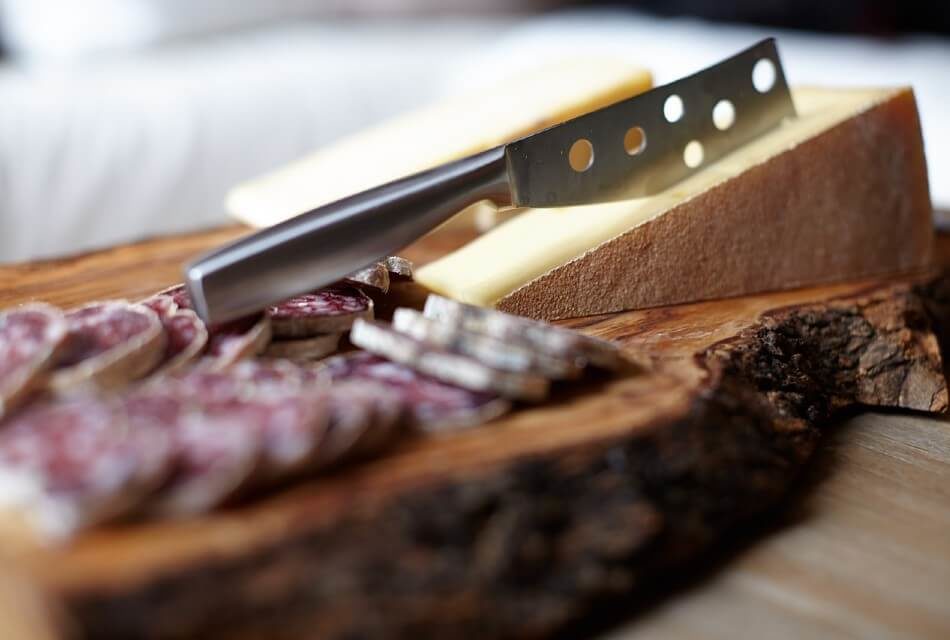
[145,362,331,513]
[147,396,260,517]
[0,304,68,418]
[422,294,624,371]
[0,397,172,539]
[267,284,373,338]
[345,263,390,293]
[383,256,414,282]
[49,301,165,393]
[147,284,269,371]
[325,352,510,432]
[310,382,377,469]
[350,319,548,401]
[143,295,209,374]
[141,294,178,318]
[156,309,208,373]
[150,283,193,311]
[264,333,341,361]
[392,307,582,380]
[203,314,272,370]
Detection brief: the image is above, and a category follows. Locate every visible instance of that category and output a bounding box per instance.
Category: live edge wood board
[1,226,949,640]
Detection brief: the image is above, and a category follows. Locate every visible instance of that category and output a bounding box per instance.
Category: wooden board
[1,226,949,639]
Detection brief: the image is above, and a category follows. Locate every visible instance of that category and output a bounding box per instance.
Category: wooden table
[1,227,948,639]
[608,411,950,640]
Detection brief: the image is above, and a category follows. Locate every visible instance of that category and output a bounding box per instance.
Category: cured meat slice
[383,256,414,281]
[143,295,209,374]
[204,314,272,370]
[391,307,582,380]
[325,352,510,432]
[350,319,549,401]
[267,285,374,338]
[345,263,390,293]
[145,362,331,513]
[0,304,68,418]
[264,333,341,361]
[50,301,164,393]
[309,383,376,469]
[150,284,192,311]
[423,294,624,371]
[141,294,178,318]
[147,396,260,517]
[149,283,271,370]
[319,380,404,466]
[0,397,172,540]
[155,309,208,373]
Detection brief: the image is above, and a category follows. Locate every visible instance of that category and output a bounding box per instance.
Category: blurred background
[0,0,947,262]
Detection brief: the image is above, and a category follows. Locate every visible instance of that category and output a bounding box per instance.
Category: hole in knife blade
[712,100,735,130]
[568,138,594,172]
[663,94,684,123]
[683,140,704,168]
[752,58,776,93]
[623,126,647,156]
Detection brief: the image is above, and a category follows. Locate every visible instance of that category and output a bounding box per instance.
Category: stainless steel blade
[505,38,795,207]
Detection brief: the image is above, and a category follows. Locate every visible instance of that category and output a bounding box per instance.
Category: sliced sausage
[267,285,373,338]
[0,304,67,418]
[350,319,548,402]
[49,301,165,394]
[324,351,510,433]
[422,294,624,371]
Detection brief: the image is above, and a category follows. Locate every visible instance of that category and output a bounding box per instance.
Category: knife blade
[185,38,794,324]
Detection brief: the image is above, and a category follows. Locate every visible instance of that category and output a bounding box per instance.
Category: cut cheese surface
[227,58,652,228]
[417,86,933,319]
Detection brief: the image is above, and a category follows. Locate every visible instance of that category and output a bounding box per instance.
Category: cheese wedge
[417,87,933,320]
[227,58,652,228]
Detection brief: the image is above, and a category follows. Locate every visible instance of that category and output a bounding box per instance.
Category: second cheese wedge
[227,58,653,228]
[417,86,933,320]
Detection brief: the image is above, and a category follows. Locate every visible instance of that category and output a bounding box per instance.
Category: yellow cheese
[417,87,933,320]
[227,58,653,228]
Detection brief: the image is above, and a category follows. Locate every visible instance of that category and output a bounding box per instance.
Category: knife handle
[186,146,511,324]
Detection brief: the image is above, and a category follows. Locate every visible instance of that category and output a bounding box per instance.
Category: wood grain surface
[0,226,948,639]
[606,412,950,640]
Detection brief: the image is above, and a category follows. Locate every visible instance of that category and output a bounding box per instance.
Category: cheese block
[227,58,652,228]
[416,86,934,320]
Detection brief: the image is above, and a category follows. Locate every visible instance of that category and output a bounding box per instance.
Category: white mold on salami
[350,319,549,402]
[324,352,511,432]
[49,301,165,394]
[0,397,173,540]
[392,307,582,380]
[384,256,414,281]
[345,263,390,293]
[423,294,624,371]
[264,333,341,361]
[0,304,68,418]
[267,285,374,338]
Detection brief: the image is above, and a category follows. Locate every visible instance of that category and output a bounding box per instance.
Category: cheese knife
[185,38,794,324]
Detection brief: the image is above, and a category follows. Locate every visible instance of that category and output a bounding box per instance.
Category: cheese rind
[227,58,653,228]
[416,87,933,320]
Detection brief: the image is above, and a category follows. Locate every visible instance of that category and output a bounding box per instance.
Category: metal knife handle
[186,146,511,324]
